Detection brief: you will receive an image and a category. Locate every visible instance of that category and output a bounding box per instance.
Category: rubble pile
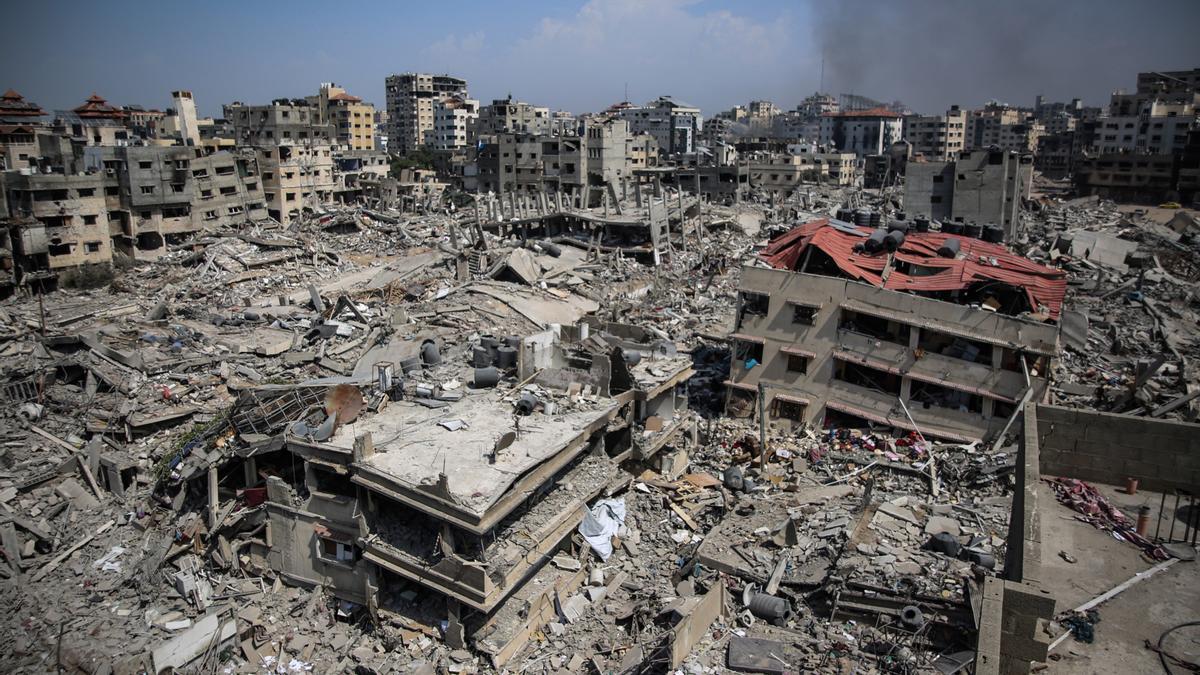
[0,183,1195,674]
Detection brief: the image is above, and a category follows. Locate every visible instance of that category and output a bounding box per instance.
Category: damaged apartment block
[727,215,1065,443]
[162,319,695,666]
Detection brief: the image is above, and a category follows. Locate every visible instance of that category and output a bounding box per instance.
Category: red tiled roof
[823,106,903,119]
[74,93,123,118]
[0,89,46,116]
[760,218,1067,320]
[328,92,362,102]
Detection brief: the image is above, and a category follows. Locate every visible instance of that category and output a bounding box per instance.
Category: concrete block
[1002,581,1056,618]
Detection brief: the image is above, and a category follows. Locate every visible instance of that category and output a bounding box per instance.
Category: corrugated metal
[761,219,1067,320]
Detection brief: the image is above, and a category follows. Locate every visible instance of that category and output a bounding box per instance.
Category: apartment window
[138,161,152,169]
[932,175,944,183]
[204,210,218,220]
[140,211,151,219]
[930,196,943,204]
[216,165,235,176]
[317,537,356,564]
[220,186,236,196]
[786,354,809,374]
[200,189,212,198]
[734,339,764,365]
[82,215,98,225]
[792,304,818,325]
[105,186,119,196]
[771,398,806,421]
[140,185,155,194]
[84,241,102,253]
[171,183,184,193]
[246,182,258,191]
[262,172,274,180]
[175,160,188,169]
[76,188,95,197]
[286,192,296,202]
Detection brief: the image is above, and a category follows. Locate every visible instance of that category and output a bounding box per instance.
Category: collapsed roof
[760,218,1068,320]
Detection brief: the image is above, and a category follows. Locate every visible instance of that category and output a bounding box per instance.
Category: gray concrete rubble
[0,181,1196,675]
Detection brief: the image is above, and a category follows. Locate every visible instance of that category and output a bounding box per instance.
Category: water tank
[883,230,906,252]
[868,211,882,228]
[887,219,909,234]
[963,222,983,238]
[473,366,500,388]
[914,216,931,233]
[895,211,907,221]
[421,341,441,366]
[864,229,888,253]
[942,221,964,235]
[495,346,518,369]
[854,209,872,227]
[982,225,1005,243]
[836,207,853,222]
[472,346,494,368]
[938,237,962,258]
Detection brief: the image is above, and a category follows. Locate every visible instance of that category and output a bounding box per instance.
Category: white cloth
[578,497,626,561]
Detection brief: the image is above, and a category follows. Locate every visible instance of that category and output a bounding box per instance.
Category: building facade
[617,97,703,157]
[902,106,967,160]
[384,73,468,156]
[904,149,1031,237]
[819,108,904,157]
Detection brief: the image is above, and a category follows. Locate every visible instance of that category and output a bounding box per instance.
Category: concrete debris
[0,162,1195,675]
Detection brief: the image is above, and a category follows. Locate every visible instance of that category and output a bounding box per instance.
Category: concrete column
[243,456,257,487]
[207,465,219,529]
[900,376,912,403]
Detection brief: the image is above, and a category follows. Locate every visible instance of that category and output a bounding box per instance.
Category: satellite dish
[494,431,516,455]
[325,384,364,428]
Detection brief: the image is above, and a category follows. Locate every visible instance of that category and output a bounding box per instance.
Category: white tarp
[578,497,626,561]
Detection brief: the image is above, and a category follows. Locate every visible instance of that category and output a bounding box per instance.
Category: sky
[2,0,1198,119]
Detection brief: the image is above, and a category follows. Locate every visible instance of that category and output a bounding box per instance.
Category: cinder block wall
[1035,404,1200,493]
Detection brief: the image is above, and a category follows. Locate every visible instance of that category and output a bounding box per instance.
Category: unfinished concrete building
[726,218,1065,443]
[902,105,967,160]
[2,171,114,271]
[904,149,1032,238]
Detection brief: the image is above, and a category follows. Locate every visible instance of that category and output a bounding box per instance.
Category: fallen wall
[1035,403,1200,493]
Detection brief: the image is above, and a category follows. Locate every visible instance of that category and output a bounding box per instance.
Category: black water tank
[864,229,888,253]
[942,221,964,235]
[914,216,930,232]
[884,230,906,252]
[895,211,907,221]
[963,222,983,238]
[982,225,1005,243]
[869,211,882,228]
[888,219,910,234]
[938,237,962,258]
[854,209,872,227]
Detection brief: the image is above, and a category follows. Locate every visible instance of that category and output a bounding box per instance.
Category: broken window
[786,354,809,374]
[791,303,818,325]
[84,241,101,253]
[82,215,98,225]
[737,291,770,328]
[140,185,155,194]
[910,380,983,414]
[833,359,901,395]
[318,537,357,564]
[838,310,911,346]
[733,339,763,365]
[138,161,152,169]
[771,398,806,421]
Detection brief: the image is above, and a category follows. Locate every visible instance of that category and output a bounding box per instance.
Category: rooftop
[759,218,1068,319]
[824,106,903,119]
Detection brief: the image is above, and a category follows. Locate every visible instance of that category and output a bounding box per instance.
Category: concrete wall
[904,161,954,221]
[1035,403,1200,493]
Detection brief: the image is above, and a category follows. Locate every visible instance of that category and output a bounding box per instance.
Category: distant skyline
[3,0,1199,120]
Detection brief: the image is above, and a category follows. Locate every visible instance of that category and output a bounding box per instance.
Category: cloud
[424,30,486,62]
[465,0,810,113]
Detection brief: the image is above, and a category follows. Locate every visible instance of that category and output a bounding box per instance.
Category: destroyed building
[904,149,1033,238]
[727,217,1065,442]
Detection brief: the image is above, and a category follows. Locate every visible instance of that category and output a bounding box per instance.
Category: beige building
[477,97,552,139]
[384,73,468,156]
[223,101,337,225]
[3,172,113,270]
[426,96,478,151]
[965,104,1043,153]
[749,149,857,193]
[310,83,375,151]
[903,106,967,160]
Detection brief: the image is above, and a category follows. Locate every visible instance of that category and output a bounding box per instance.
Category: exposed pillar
[243,456,257,487]
[207,465,219,529]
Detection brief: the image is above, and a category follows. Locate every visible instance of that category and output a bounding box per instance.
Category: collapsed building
[727,216,1066,442]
